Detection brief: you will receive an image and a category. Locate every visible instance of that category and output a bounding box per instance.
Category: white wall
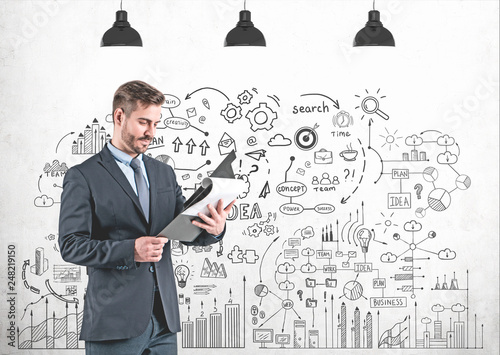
[0,1,498,354]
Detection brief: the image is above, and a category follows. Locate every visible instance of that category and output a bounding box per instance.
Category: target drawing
[294,126,319,151]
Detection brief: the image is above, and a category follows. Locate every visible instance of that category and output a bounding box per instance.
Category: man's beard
[122,123,152,155]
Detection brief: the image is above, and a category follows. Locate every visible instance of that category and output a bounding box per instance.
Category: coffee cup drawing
[339,149,358,161]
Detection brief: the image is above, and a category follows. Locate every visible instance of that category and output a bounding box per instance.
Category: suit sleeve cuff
[115,239,138,270]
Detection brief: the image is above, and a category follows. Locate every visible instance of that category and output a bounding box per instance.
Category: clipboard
[157,150,240,242]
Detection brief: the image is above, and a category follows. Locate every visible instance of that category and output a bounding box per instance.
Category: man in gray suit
[59,80,234,354]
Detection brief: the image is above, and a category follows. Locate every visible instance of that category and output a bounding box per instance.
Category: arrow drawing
[185,87,230,101]
[199,140,210,156]
[300,93,340,109]
[186,138,196,154]
[172,137,183,152]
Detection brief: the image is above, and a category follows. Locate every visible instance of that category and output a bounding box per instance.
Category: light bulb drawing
[356,228,373,254]
[175,264,190,288]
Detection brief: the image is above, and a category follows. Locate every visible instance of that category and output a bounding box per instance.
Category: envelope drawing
[218,132,236,155]
[335,251,343,257]
[186,107,197,118]
[348,251,357,258]
[314,148,333,164]
[342,261,350,268]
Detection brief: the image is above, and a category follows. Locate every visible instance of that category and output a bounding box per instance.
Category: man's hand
[134,236,169,262]
[192,199,236,236]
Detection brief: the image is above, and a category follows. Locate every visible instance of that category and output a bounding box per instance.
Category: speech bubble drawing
[284,249,299,260]
[288,238,301,247]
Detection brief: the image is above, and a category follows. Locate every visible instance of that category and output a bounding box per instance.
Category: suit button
[149,265,154,273]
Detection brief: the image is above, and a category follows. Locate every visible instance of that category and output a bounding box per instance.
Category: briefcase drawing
[314,148,333,164]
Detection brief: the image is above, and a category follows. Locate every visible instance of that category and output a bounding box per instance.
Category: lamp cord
[373,0,375,10]
[120,0,123,10]
[244,0,246,10]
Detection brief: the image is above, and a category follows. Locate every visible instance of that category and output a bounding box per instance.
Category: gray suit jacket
[59,146,222,341]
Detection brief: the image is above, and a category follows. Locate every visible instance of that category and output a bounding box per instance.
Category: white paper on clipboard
[181,177,246,216]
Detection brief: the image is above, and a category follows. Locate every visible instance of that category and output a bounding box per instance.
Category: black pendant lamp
[224,0,266,47]
[101,1,142,47]
[353,1,395,47]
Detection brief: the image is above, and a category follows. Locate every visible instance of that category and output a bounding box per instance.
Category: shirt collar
[107,142,143,166]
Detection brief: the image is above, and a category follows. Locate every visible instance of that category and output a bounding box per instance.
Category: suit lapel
[97,146,149,224]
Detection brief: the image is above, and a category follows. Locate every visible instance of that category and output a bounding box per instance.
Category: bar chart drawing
[182,303,243,348]
[72,119,111,155]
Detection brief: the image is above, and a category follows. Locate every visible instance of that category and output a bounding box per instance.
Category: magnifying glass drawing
[361,96,389,120]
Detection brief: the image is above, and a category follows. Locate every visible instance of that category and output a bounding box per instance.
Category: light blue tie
[130,158,149,221]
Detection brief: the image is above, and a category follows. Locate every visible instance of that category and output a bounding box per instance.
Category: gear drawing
[245,103,278,131]
[247,223,262,238]
[220,103,242,123]
[237,90,253,105]
[263,225,276,236]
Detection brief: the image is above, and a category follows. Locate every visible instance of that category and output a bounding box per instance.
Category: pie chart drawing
[255,284,269,298]
[427,188,451,212]
[155,154,175,169]
[343,280,363,301]
[423,167,438,182]
[456,175,471,190]
[415,207,426,218]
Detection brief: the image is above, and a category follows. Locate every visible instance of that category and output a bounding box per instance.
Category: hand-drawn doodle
[71,119,111,155]
[171,240,189,256]
[175,264,191,288]
[245,149,266,161]
[20,86,483,353]
[53,265,81,283]
[314,148,333,164]
[221,103,243,123]
[294,124,319,151]
[259,181,271,198]
[200,258,227,278]
[181,285,245,348]
[268,134,292,147]
[380,128,402,151]
[186,107,197,118]
[246,103,278,131]
[247,136,258,146]
[339,144,358,162]
[202,98,210,110]
[355,89,389,121]
[219,132,237,155]
[333,110,354,128]
[34,194,55,207]
[237,90,253,105]
[30,247,49,276]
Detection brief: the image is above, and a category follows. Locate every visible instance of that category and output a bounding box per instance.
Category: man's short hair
[113,80,165,117]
